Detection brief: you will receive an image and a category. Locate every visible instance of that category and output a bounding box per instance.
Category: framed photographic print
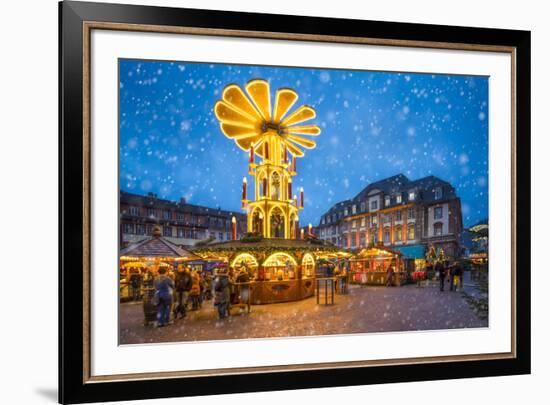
[59,0,531,403]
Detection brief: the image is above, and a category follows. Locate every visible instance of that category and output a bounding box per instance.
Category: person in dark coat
[129,269,142,301]
[173,266,192,319]
[449,262,455,291]
[453,262,463,291]
[436,261,445,291]
[154,267,175,327]
[213,270,231,319]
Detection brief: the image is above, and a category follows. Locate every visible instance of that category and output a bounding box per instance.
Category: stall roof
[120,235,201,260]
[392,245,426,259]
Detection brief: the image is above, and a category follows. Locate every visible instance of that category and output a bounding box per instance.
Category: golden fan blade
[220,123,260,139]
[222,84,263,121]
[236,138,259,151]
[214,101,259,125]
[245,79,272,121]
[286,133,317,149]
[282,139,305,157]
[273,88,298,123]
[285,125,321,136]
[280,105,316,127]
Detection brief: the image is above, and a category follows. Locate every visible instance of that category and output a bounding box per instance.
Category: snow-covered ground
[120,281,486,344]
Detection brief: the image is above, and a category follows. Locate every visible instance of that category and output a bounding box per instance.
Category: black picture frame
[59,1,531,403]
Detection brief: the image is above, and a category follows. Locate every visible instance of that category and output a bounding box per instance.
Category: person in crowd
[213,269,231,319]
[385,265,395,287]
[154,267,174,327]
[189,270,201,310]
[447,261,455,291]
[203,272,213,301]
[129,269,142,301]
[436,260,445,291]
[173,266,192,319]
[198,271,206,308]
[454,261,464,291]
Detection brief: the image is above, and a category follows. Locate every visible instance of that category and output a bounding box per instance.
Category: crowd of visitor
[140,265,253,327]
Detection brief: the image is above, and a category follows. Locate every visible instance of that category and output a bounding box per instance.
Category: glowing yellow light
[214,79,321,158]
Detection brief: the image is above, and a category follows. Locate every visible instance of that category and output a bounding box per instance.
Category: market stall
[349,246,406,286]
[193,238,351,304]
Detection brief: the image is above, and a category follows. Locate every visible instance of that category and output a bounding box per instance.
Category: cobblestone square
[120,281,486,345]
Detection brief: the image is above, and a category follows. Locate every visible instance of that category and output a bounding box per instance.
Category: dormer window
[408,190,416,201]
[396,194,402,204]
[385,196,391,206]
[352,204,357,214]
[435,186,443,200]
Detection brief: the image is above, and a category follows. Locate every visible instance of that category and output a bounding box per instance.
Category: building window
[384,196,390,206]
[226,232,231,240]
[434,222,443,236]
[360,233,366,247]
[136,224,146,235]
[352,220,357,229]
[219,232,224,241]
[163,210,171,220]
[360,202,366,212]
[434,206,443,220]
[383,228,390,243]
[435,186,443,200]
[396,210,402,221]
[383,214,391,224]
[370,200,378,210]
[396,194,402,204]
[361,217,366,227]
[371,216,378,226]
[352,204,357,214]
[147,208,156,218]
[122,223,134,234]
[407,224,415,240]
[177,228,184,238]
[129,206,140,216]
[176,212,185,221]
[396,226,403,241]
[371,232,377,244]
[408,208,416,219]
[344,208,349,216]
[163,226,172,237]
[408,190,416,201]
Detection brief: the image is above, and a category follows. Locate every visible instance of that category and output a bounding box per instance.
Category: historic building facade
[119,191,247,247]
[317,174,463,258]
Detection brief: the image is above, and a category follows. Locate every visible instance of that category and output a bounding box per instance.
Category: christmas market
[194,79,351,303]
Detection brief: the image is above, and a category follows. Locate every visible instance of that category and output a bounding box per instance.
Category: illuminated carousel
[193,79,350,304]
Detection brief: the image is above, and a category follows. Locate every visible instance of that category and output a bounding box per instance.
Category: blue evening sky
[119,59,488,227]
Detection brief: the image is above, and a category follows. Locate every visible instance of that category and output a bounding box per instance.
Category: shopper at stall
[129,269,142,301]
[173,266,192,319]
[385,265,395,287]
[213,269,231,319]
[189,270,201,310]
[436,261,445,291]
[154,267,175,327]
